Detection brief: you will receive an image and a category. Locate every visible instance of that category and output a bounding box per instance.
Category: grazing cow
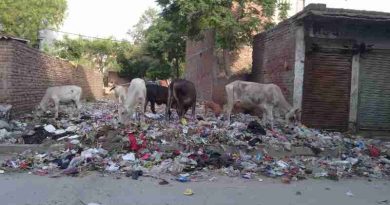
[145,83,169,114]
[230,101,263,116]
[110,85,127,104]
[203,101,222,117]
[158,79,171,87]
[36,85,82,118]
[119,78,146,124]
[166,79,197,120]
[225,80,300,126]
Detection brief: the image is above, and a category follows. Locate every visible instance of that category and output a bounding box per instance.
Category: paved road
[0,172,389,205]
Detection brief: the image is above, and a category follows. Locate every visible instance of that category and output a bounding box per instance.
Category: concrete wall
[252,21,298,104]
[0,39,104,116]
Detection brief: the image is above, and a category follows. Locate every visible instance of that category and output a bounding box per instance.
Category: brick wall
[185,30,250,104]
[252,22,297,103]
[185,30,215,101]
[0,39,104,116]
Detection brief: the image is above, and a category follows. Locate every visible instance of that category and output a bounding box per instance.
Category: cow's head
[285,107,301,125]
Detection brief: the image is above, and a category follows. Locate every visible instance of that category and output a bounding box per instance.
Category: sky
[58,0,390,41]
[60,0,158,41]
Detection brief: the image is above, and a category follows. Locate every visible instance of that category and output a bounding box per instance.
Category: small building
[252,4,390,131]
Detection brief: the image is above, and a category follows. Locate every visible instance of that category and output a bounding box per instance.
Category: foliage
[156,0,291,50]
[278,0,291,21]
[128,8,159,45]
[119,8,186,79]
[48,36,129,73]
[143,18,185,78]
[0,0,67,45]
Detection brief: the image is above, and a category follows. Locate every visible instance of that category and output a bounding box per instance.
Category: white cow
[119,78,146,124]
[225,80,300,127]
[36,85,82,118]
[110,85,127,104]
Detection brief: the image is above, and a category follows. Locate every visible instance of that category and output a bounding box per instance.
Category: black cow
[145,83,169,114]
[166,79,197,120]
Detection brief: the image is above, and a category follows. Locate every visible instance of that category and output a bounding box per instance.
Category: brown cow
[225,80,300,127]
[203,101,223,117]
[166,79,197,120]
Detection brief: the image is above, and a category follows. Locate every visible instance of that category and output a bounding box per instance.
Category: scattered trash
[177,175,190,183]
[122,153,136,161]
[0,100,389,184]
[44,124,56,133]
[247,121,266,135]
[159,179,169,185]
[0,169,4,174]
[183,188,194,196]
[346,190,354,197]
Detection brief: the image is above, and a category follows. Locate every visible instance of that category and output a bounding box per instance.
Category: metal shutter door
[302,49,352,130]
[358,49,390,131]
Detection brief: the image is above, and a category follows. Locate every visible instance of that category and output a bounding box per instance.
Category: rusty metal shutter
[302,48,352,131]
[358,49,390,131]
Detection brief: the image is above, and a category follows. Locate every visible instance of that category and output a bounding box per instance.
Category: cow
[145,83,169,114]
[36,85,82,119]
[203,101,223,117]
[158,79,171,87]
[119,78,147,124]
[225,80,300,127]
[166,79,197,120]
[110,84,127,104]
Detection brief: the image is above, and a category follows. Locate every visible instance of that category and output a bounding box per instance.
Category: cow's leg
[144,100,149,113]
[151,100,156,114]
[74,99,82,118]
[191,103,196,120]
[141,98,146,122]
[74,94,82,118]
[225,87,234,124]
[263,104,274,129]
[53,98,59,119]
[268,105,274,129]
[166,91,173,120]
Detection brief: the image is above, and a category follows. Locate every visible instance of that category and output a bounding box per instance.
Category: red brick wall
[252,22,297,103]
[185,30,249,105]
[0,39,104,116]
[185,30,215,101]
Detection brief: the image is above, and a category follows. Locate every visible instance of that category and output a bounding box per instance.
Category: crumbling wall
[252,22,297,103]
[0,39,104,116]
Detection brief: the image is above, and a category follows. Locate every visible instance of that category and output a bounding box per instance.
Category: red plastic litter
[128,133,139,151]
[141,153,151,160]
[368,145,380,158]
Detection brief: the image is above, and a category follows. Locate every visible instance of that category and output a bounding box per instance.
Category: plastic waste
[122,153,136,161]
[44,124,56,133]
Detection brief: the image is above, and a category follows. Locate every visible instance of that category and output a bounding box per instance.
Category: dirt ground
[0,171,389,205]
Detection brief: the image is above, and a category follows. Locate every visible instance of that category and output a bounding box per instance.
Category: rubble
[1,100,389,183]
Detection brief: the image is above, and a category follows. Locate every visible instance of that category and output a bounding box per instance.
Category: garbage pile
[1,100,390,183]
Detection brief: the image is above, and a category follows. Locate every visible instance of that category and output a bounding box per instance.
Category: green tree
[143,18,185,78]
[156,0,291,50]
[128,8,158,45]
[0,0,67,45]
[49,36,129,73]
